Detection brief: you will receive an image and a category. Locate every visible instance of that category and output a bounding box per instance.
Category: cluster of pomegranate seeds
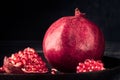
[2,47,48,74]
[76,59,105,73]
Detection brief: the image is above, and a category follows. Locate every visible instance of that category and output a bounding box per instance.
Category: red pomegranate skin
[43,8,105,72]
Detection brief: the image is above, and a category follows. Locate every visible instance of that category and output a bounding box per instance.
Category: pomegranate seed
[51,68,58,74]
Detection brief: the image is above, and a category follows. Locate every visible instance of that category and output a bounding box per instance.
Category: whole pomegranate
[3,47,48,74]
[43,8,105,72]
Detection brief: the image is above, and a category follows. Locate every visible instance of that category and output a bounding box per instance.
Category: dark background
[0,1,120,79]
[0,0,120,42]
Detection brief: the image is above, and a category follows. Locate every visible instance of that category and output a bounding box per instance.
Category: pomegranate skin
[43,8,105,72]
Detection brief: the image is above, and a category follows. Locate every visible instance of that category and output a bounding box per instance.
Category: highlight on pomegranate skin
[1,47,48,74]
[43,8,105,72]
[76,59,105,73]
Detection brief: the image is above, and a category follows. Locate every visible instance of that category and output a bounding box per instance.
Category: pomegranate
[76,59,105,73]
[3,47,48,74]
[43,8,105,72]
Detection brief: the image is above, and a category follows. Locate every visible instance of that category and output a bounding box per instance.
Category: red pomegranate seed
[51,68,58,74]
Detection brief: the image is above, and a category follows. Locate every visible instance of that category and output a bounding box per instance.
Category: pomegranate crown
[75,8,85,16]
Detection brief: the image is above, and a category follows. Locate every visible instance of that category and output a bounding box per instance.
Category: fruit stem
[75,8,85,16]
